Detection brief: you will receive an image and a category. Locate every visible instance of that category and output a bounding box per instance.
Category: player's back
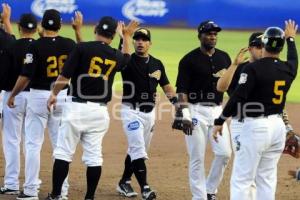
[24,36,75,90]
[64,41,127,103]
[245,57,297,115]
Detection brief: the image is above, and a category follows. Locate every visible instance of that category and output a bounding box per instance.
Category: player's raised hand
[116,21,125,39]
[122,20,139,37]
[47,93,57,112]
[1,3,11,22]
[233,47,248,66]
[7,96,15,108]
[285,19,298,39]
[212,125,223,143]
[72,11,83,31]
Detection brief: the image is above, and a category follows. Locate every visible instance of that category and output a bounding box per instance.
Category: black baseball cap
[198,20,222,34]
[95,16,117,38]
[249,32,263,47]
[41,9,61,31]
[19,13,37,30]
[133,28,151,41]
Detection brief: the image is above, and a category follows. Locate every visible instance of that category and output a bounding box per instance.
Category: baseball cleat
[142,186,156,200]
[16,191,39,200]
[44,193,62,200]
[0,186,19,195]
[207,193,217,200]
[117,181,138,197]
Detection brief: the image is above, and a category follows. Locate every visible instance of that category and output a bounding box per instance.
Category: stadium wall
[4,0,300,29]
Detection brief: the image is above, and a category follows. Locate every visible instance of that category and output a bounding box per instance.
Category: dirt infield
[1,96,300,200]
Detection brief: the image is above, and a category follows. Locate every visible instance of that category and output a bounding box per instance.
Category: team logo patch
[192,118,198,126]
[149,70,161,80]
[234,135,241,151]
[127,121,140,131]
[213,68,227,78]
[24,53,33,64]
[238,73,248,84]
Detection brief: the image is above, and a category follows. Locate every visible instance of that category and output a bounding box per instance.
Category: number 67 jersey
[21,36,76,90]
[61,41,129,103]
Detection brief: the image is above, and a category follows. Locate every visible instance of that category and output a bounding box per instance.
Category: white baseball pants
[54,100,109,167]
[186,104,232,200]
[120,104,155,161]
[1,91,28,190]
[230,115,285,200]
[23,89,67,196]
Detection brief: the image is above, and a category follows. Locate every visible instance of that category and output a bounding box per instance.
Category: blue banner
[2,0,300,29]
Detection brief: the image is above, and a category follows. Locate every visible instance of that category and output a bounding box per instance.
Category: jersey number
[88,56,116,80]
[272,80,286,104]
[46,55,68,77]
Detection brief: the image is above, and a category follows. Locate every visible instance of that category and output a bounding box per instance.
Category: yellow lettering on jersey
[46,56,58,77]
[88,57,103,78]
[46,55,68,77]
[58,55,67,73]
[272,80,286,104]
[88,57,116,80]
[103,59,116,80]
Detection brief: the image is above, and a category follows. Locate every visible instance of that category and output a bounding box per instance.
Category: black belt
[72,97,106,106]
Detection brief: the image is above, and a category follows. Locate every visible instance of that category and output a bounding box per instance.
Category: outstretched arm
[217,48,248,92]
[72,11,83,43]
[285,19,298,78]
[1,3,13,35]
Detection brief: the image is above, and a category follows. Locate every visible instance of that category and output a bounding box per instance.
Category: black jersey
[215,38,298,125]
[21,36,76,90]
[0,28,15,90]
[227,61,249,97]
[61,41,130,103]
[176,48,231,105]
[121,53,170,112]
[2,38,35,91]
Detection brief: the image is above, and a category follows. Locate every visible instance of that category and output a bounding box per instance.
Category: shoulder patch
[238,73,248,84]
[24,53,33,64]
[127,121,140,131]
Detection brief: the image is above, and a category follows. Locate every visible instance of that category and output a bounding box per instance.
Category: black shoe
[44,193,62,200]
[207,193,217,200]
[142,186,156,200]
[0,186,19,195]
[16,191,39,200]
[116,181,138,197]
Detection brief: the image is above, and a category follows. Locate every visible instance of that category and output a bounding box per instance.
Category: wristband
[182,108,192,121]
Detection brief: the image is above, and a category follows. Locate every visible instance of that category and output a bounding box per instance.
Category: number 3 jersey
[21,36,76,90]
[61,41,130,103]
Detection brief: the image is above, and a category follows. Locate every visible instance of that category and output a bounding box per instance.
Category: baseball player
[217,32,263,152]
[116,28,177,200]
[175,20,232,200]
[0,13,37,195]
[216,32,263,200]
[213,20,298,200]
[7,9,76,199]
[45,18,138,200]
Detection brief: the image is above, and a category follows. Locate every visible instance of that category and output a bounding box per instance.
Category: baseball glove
[283,130,300,158]
[172,109,194,135]
[172,109,183,131]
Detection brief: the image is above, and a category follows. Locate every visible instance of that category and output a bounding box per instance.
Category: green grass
[13,25,300,102]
